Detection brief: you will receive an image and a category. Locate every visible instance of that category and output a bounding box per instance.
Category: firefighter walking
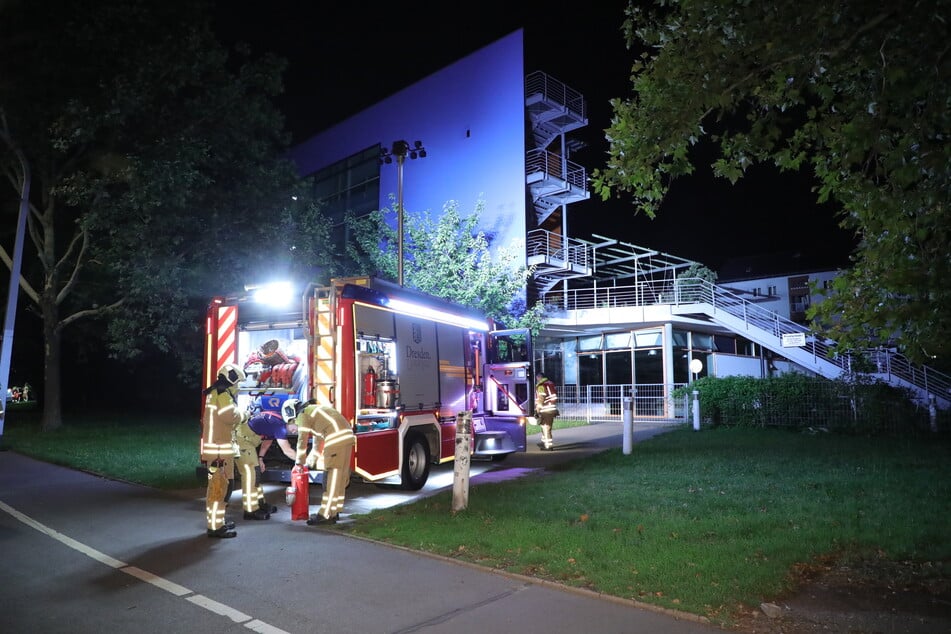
[534,373,559,451]
[201,363,247,538]
[282,399,356,525]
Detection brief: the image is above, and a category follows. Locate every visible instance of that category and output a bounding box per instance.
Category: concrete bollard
[452,410,472,513]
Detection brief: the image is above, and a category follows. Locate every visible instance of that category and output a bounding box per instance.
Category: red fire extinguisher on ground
[289,464,310,521]
[363,365,377,408]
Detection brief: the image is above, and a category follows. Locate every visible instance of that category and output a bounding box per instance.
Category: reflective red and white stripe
[216,305,237,373]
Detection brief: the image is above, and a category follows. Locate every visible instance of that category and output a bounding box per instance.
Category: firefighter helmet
[218,363,246,386]
[282,398,301,423]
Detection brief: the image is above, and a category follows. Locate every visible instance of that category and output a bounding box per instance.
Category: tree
[593,0,951,367]
[346,199,548,335]
[675,262,717,302]
[0,0,300,429]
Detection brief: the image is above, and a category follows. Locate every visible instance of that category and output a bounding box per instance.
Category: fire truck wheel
[400,434,430,491]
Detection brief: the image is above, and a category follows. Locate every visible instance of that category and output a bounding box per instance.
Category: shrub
[673,374,936,434]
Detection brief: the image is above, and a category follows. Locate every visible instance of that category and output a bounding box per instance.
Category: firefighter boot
[207,526,237,538]
[243,508,271,520]
[306,513,338,526]
[259,500,278,514]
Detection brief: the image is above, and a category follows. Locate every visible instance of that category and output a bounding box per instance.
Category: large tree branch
[56,297,126,333]
[704,11,895,121]
[53,227,88,306]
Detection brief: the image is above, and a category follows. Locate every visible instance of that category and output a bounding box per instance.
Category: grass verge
[340,426,951,627]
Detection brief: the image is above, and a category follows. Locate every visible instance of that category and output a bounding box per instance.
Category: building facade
[289,30,946,414]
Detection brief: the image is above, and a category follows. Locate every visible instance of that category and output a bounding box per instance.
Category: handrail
[540,278,951,406]
[525,71,586,120]
[527,229,590,269]
[526,148,587,190]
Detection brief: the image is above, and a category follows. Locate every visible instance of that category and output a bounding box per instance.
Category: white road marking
[0,500,291,634]
[122,565,192,596]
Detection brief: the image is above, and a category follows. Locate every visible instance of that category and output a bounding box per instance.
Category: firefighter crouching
[233,414,280,521]
[535,373,559,451]
[282,398,356,525]
[201,363,248,538]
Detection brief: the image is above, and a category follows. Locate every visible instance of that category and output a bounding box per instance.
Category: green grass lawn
[3,410,949,628]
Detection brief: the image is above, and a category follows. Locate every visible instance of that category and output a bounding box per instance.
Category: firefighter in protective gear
[201,363,248,538]
[282,398,356,525]
[234,415,276,521]
[534,373,559,451]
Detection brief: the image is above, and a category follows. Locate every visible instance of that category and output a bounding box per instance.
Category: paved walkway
[0,420,723,633]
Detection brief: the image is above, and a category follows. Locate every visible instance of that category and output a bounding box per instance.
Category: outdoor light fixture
[384,296,488,332]
[245,281,294,307]
[379,139,427,286]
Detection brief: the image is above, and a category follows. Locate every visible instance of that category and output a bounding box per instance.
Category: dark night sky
[215,1,856,271]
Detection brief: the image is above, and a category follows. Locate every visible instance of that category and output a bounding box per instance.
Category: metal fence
[555,381,947,434]
[556,383,688,424]
[705,380,947,434]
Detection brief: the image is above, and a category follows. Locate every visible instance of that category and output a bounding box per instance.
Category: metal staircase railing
[525,71,587,150]
[526,148,587,191]
[541,278,951,409]
[527,229,592,294]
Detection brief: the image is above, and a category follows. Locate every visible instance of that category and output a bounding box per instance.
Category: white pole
[692,390,700,431]
[396,151,405,287]
[0,137,30,439]
[622,396,633,454]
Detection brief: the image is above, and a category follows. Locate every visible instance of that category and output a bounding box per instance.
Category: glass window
[673,352,690,384]
[634,330,662,348]
[562,339,578,385]
[714,335,735,354]
[736,337,757,357]
[578,335,603,351]
[692,332,713,350]
[604,332,632,350]
[579,352,602,386]
[604,351,632,384]
[634,349,663,384]
[310,145,381,225]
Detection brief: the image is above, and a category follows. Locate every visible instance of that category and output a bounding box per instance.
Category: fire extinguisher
[290,464,310,521]
[363,365,377,408]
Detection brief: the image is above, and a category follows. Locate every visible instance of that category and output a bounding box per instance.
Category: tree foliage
[346,199,548,335]
[0,0,302,428]
[593,0,951,367]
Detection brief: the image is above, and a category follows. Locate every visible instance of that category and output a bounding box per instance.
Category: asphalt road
[0,421,723,634]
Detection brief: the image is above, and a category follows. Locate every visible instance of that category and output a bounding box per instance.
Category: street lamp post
[0,137,31,439]
[380,140,426,286]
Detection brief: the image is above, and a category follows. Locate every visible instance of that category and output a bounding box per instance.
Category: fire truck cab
[200,277,532,490]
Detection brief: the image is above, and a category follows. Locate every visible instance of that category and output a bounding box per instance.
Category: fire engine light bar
[246,281,294,307]
[385,297,489,332]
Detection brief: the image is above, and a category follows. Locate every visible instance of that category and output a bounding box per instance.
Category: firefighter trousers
[234,421,267,513]
[205,455,234,531]
[317,444,354,520]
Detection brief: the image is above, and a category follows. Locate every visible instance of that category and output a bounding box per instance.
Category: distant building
[290,30,945,415]
[716,251,844,323]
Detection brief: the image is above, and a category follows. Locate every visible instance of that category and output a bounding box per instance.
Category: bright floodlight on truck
[245,281,294,307]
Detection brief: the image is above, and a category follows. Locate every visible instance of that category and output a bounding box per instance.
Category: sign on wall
[781,332,807,348]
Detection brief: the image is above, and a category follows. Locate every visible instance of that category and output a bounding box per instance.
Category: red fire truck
[200,276,533,490]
